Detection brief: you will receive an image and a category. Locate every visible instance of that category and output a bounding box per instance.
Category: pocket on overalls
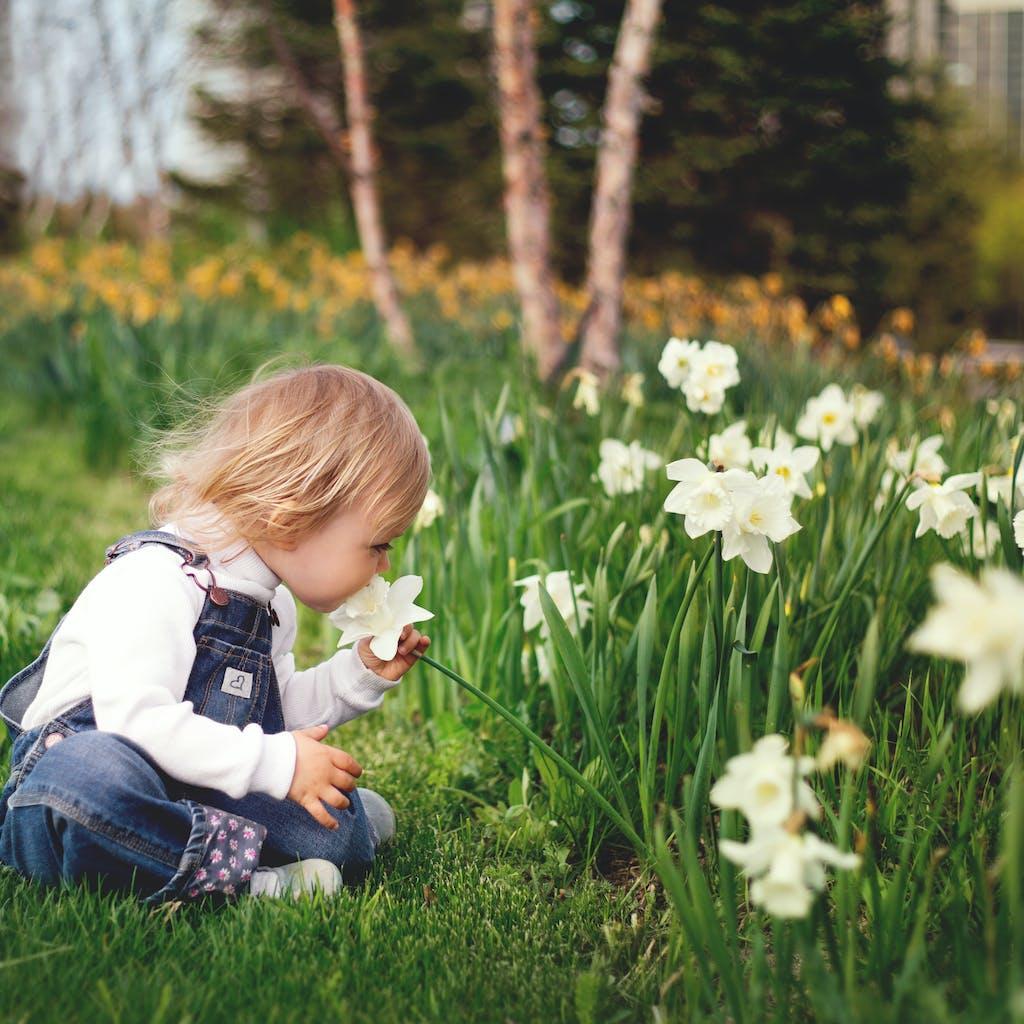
[191,636,269,729]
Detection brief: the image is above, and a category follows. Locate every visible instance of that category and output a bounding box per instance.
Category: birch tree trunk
[0,0,22,245]
[332,0,417,360]
[493,0,566,382]
[578,0,663,378]
[265,8,350,173]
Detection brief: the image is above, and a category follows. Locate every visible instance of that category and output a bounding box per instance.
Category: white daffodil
[413,489,445,532]
[692,340,741,388]
[750,434,820,499]
[721,828,860,919]
[658,338,741,414]
[621,372,645,408]
[664,459,736,536]
[815,719,871,771]
[887,434,947,483]
[682,376,727,415]
[535,643,553,684]
[330,575,434,661]
[908,563,1024,713]
[664,461,803,569]
[709,420,752,470]
[874,470,897,513]
[1015,509,1024,552]
[597,438,662,496]
[710,734,820,829]
[514,570,592,639]
[658,337,702,389]
[720,475,802,574]
[905,473,980,539]
[850,385,884,428]
[986,469,1024,507]
[497,413,524,445]
[572,370,601,416]
[522,642,554,684]
[795,384,858,452]
[969,520,1001,559]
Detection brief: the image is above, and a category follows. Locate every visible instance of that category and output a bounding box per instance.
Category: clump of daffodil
[711,733,861,919]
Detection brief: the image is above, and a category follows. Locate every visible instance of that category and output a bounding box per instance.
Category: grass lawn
[0,407,663,1024]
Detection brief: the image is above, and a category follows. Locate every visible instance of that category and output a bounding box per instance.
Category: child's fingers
[331,767,358,792]
[319,785,351,811]
[329,748,363,777]
[303,796,342,829]
[398,628,421,656]
[412,635,430,658]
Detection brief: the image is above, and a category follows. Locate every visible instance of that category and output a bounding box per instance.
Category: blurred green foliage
[976,174,1024,338]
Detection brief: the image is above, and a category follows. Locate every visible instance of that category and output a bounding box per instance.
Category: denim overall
[0,531,376,904]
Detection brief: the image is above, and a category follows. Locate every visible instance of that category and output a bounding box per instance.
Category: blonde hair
[148,364,431,551]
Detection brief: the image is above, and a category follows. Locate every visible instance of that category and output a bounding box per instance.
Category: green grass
[0,719,661,1024]
[0,406,663,1024]
[1,292,1022,1021]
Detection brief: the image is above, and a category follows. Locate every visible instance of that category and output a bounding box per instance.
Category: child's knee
[13,729,164,810]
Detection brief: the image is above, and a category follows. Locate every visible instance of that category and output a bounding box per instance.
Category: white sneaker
[358,788,396,847]
[247,858,343,899]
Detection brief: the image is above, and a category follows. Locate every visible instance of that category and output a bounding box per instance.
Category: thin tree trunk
[265,10,350,173]
[0,0,23,246]
[0,0,17,175]
[578,0,663,378]
[492,0,566,382]
[332,0,417,360]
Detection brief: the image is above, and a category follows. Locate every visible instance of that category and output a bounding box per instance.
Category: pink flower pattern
[181,804,268,902]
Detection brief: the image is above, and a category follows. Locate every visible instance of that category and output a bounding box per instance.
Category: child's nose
[380,552,391,573]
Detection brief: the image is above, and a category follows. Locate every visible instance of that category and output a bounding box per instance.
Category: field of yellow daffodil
[0,237,1022,1022]
[5,236,1022,370]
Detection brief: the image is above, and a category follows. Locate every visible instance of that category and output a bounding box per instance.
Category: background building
[887,0,1024,156]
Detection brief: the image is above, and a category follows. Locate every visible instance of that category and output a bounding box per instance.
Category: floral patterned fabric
[182,807,268,899]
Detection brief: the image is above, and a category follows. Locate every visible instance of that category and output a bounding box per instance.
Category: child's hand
[288,724,363,830]
[357,625,430,682]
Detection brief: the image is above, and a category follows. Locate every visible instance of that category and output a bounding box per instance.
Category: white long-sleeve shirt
[19,523,399,800]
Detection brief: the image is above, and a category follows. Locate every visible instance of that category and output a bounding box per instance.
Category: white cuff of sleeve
[248,730,298,800]
[346,644,401,696]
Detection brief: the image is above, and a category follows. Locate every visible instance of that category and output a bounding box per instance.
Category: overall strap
[106,530,239,608]
[105,530,210,569]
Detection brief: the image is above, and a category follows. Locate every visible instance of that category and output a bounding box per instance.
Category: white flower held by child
[330,575,434,661]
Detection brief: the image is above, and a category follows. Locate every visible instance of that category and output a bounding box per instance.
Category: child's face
[253,505,397,614]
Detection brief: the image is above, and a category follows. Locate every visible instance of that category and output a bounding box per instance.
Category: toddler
[0,365,431,903]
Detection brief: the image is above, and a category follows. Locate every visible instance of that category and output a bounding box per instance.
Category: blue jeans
[0,721,376,904]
